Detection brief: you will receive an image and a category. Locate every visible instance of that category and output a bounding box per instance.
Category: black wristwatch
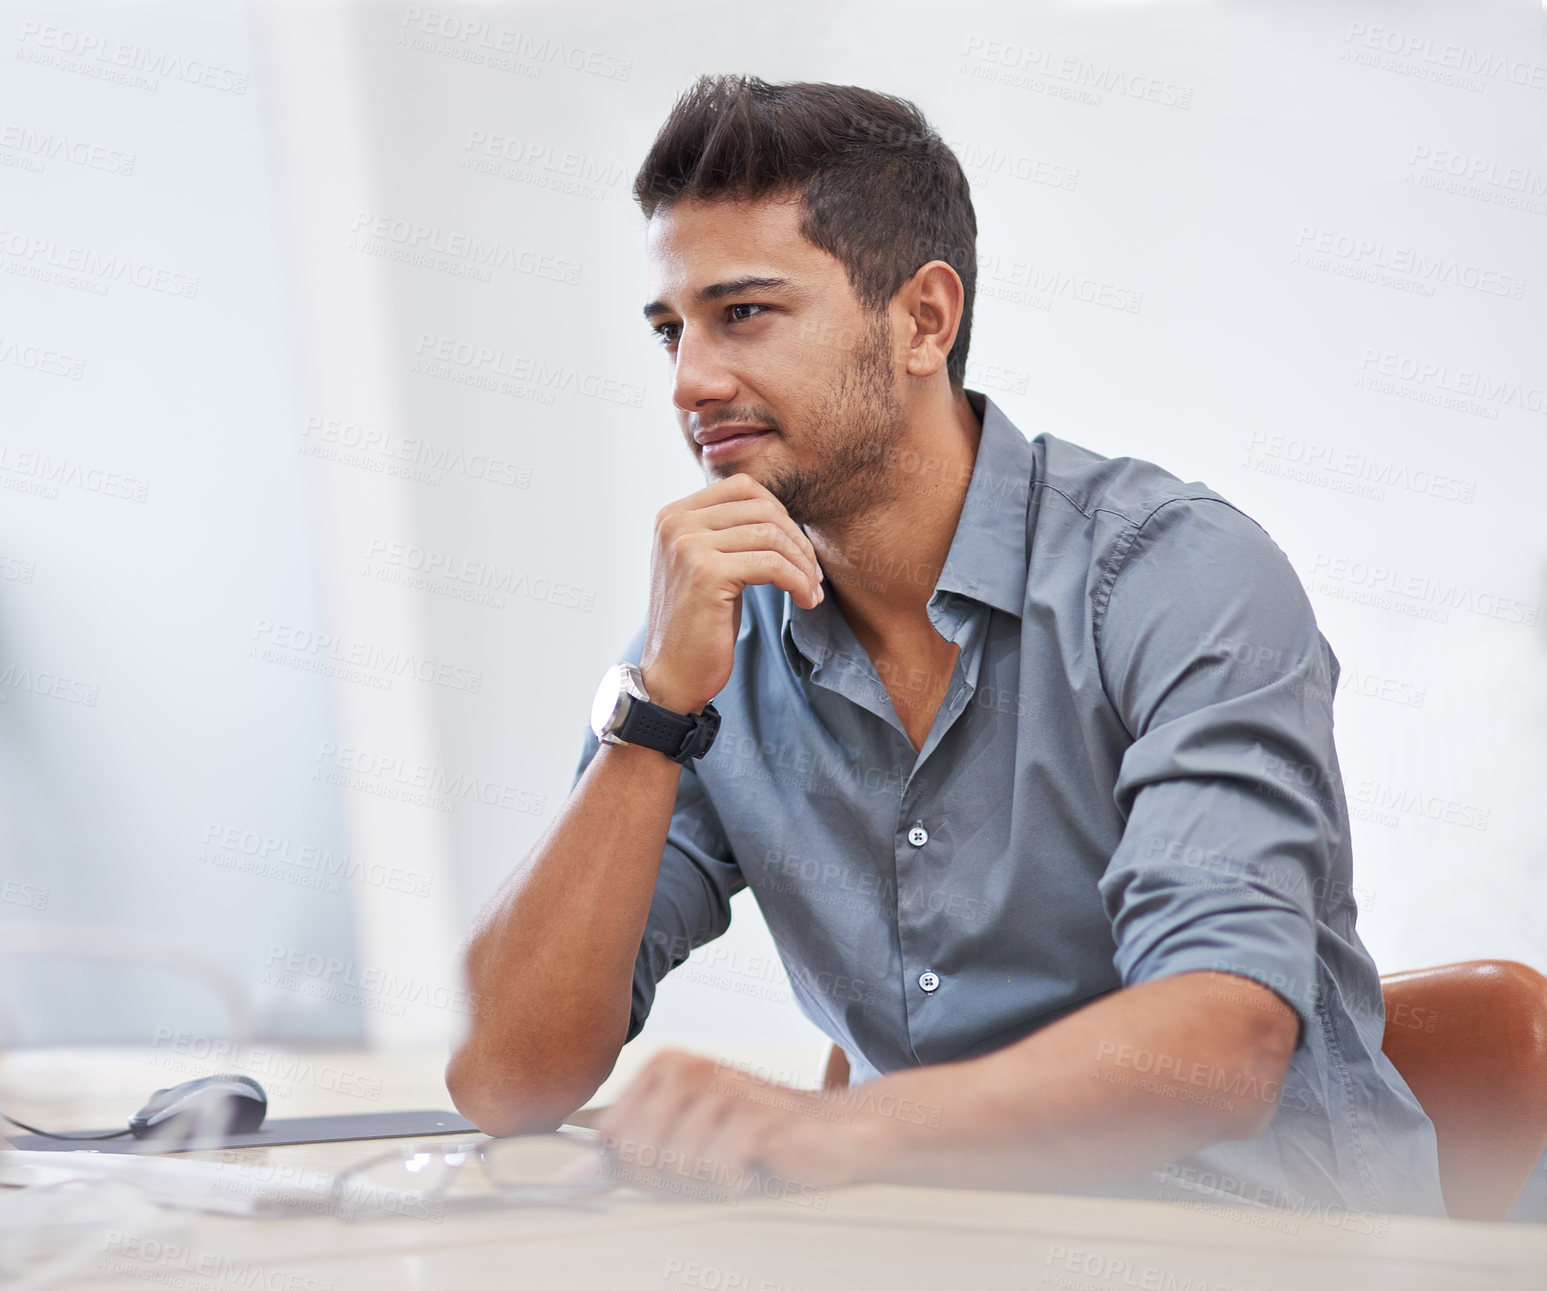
[589,662,720,765]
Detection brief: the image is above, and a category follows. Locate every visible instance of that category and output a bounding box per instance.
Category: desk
[5,1046,1545,1290]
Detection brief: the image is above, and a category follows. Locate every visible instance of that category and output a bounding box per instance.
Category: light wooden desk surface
[4,1045,1545,1291]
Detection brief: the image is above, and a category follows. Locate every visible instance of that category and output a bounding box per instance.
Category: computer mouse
[129,1074,268,1140]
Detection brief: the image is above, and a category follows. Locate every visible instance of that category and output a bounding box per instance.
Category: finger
[653,472,770,541]
[656,498,820,586]
[679,473,815,555]
[696,1106,773,1196]
[594,1051,678,1140]
[602,1057,711,1181]
[713,549,824,609]
[656,1081,740,1189]
[698,521,821,592]
[660,475,824,594]
[690,498,821,572]
[673,469,779,515]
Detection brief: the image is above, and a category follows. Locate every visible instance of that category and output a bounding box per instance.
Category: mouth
[693,423,773,446]
[694,425,774,463]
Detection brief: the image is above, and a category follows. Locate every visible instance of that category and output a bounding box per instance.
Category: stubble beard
[759,312,908,529]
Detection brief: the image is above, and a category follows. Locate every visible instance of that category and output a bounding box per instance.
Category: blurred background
[0,0,1542,1097]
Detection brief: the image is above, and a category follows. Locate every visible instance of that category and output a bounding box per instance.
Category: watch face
[590,664,629,740]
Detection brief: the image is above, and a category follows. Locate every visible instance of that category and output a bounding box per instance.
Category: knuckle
[662,1045,699,1076]
[670,529,704,564]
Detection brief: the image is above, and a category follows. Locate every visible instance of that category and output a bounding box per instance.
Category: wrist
[838,1086,902,1185]
[837,1068,947,1186]
[639,667,702,716]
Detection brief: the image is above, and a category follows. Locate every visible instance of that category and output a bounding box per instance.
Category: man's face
[643,196,909,528]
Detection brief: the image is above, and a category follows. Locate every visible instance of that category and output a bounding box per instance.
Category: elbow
[445,1040,610,1137]
[1221,1010,1300,1141]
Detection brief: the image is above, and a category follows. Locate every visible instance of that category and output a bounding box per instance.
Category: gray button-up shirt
[572,390,1446,1218]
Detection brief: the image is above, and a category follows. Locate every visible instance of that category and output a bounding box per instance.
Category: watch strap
[617,697,721,764]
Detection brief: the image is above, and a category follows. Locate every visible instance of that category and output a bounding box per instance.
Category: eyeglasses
[329,1127,616,1221]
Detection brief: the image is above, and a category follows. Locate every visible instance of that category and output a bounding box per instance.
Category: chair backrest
[821,1042,850,1091]
[821,958,1547,1221]
[1380,958,1547,1222]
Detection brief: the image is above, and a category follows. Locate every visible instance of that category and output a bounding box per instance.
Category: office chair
[1380,959,1547,1222]
[819,959,1547,1222]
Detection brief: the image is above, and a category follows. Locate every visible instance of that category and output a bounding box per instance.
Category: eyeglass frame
[327,1128,616,1221]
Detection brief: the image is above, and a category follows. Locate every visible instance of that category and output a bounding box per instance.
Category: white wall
[5,0,1543,1066]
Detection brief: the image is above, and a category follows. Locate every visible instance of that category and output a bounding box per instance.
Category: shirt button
[918,971,940,993]
[907,823,929,847]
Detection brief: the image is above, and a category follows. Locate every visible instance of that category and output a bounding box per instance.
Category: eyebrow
[642,276,794,321]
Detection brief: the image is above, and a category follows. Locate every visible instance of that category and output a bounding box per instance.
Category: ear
[893,260,965,381]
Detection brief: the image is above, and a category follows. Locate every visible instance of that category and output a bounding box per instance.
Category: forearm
[447,740,683,1132]
[848,971,1298,1192]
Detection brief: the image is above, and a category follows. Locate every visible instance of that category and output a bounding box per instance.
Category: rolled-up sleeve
[1094,496,1342,1042]
[571,628,744,1043]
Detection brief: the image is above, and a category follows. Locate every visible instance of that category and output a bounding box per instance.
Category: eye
[728,303,767,323]
[651,321,680,346]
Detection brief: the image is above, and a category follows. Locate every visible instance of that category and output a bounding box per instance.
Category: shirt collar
[780,390,1034,672]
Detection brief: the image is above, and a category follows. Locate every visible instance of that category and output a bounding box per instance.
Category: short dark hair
[633,75,977,390]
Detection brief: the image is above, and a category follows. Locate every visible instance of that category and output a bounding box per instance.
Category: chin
[706,460,765,483]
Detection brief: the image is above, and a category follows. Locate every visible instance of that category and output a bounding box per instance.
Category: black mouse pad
[6,1109,478,1154]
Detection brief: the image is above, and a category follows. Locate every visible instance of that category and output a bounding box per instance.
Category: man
[447,75,1446,1217]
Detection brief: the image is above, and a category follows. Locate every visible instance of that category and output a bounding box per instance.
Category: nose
[670,328,738,414]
